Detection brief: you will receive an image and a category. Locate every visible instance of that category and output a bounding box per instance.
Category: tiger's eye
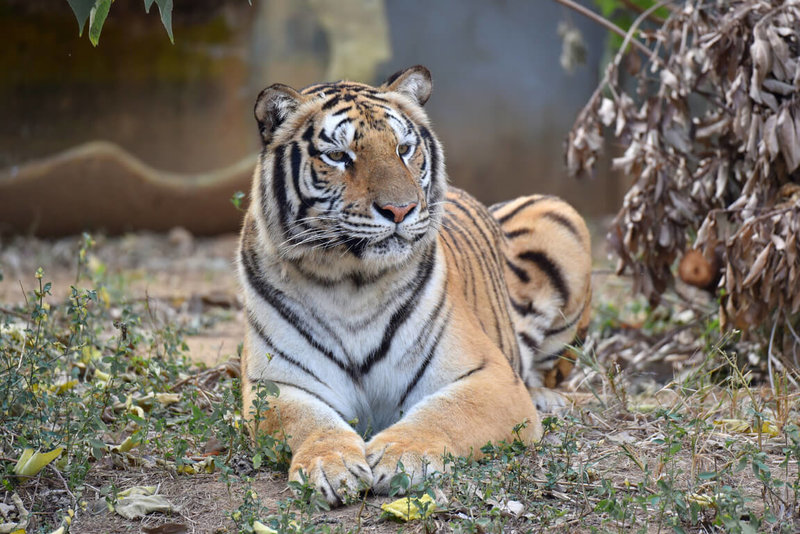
[397,144,411,156]
[327,151,346,161]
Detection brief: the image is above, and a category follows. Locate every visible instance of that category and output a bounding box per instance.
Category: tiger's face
[252,66,446,272]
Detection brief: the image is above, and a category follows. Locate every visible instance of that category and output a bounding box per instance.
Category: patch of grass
[0,234,288,532]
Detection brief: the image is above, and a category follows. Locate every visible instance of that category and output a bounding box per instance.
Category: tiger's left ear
[254,83,304,145]
[381,65,432,106]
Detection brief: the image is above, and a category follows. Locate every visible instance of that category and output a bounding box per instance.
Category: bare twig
[552,0,654,57]
[0,306,27,321]
[767,320,778,392]
[49,464,78,513]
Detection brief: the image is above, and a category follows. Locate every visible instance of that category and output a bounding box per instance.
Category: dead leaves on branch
[568,0,800,357]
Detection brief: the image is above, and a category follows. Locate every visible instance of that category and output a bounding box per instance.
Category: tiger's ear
[254,84,304,145]
[381,65,432,106]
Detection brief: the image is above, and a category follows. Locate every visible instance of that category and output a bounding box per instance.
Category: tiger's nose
[375,202,417,223]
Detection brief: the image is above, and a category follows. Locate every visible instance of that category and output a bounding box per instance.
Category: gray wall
[0,0,623,236]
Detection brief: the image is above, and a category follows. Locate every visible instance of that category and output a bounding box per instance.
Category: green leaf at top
[594,0,618,18]
[88,0,113,47]
[66,0,96,35]
[145,0,174,44]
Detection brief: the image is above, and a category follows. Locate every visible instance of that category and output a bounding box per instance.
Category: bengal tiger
[237,65,592,505]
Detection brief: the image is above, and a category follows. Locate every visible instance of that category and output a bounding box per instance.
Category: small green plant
[0,234,291,531]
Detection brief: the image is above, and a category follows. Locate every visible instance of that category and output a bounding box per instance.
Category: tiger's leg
[241,343,373,505]
[489,195,592,412]
[365,314,542,493]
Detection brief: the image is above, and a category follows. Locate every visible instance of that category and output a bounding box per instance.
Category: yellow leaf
[381,494,436,522]
[253,521,278,534]
[81,346,102,363]
[94,369,111,382]
[714,419,751,433]
[176,457,215,475]
[687,493,714,507]
[117,485,156,498]
[155,393,181,406]
[14,447,64,477]
[110,436,142,453]
[713,419,779,436]
[97,286,111,308]
[52,380,78,395]
[760,421,779,437]
[49,527,65,534]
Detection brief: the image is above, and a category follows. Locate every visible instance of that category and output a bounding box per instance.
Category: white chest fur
[239,243,451,435]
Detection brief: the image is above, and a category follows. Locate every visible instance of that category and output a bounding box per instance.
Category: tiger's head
[250,66,446,275]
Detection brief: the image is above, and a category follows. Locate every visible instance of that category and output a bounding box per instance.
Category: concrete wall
[0,0,623,235]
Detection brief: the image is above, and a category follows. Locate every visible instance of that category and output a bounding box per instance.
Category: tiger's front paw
[289,430,373,506]
[366,427,449,494]
[529,387,569,413]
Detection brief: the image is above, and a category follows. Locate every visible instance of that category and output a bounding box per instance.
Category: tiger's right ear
[254,84,304,145]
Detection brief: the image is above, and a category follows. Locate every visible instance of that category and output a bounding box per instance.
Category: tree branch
[552,0,654,57]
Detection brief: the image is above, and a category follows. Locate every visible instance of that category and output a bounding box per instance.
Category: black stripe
[544,211,582,242]
[241,246,354,378]
[446,195,515,347]
[488,199,511,213]
[504,228,531,239]
[443,207,510,349]
[268,146,290,235]
[509,296,529,316]
[267,379,348,423]
[509,296,548,318]
[321,95,341,110]
[357,246,437,376]
[403,282,448,355]
[333,117,351,131]
[398,311,450,407]
[289,142,308,221]
[505,258,530,283]
[496,196,553,225]
[442,219,477,304]
[331,106,353,117]
[246,315,324,384]
[519,331,539,353]
[448,195,504,260]
[452,359,487,383]
[544,301,588,336]
[419,126,440,188]
[535,350,563,364]
[517,250,570,305]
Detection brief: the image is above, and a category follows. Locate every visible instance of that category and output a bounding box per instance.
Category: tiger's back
[442,189,592,406]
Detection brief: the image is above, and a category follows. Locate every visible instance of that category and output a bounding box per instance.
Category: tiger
[237,65,592,505]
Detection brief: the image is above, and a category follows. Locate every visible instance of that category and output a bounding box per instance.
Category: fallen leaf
[381,493,437,522]
[14,447,63,477]
[117,485,157,498]
[253,521,278,534]
[115,495,174,520]
[713,419,779,436]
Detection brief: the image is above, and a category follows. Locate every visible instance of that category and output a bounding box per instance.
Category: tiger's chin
[359,233,434,269]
